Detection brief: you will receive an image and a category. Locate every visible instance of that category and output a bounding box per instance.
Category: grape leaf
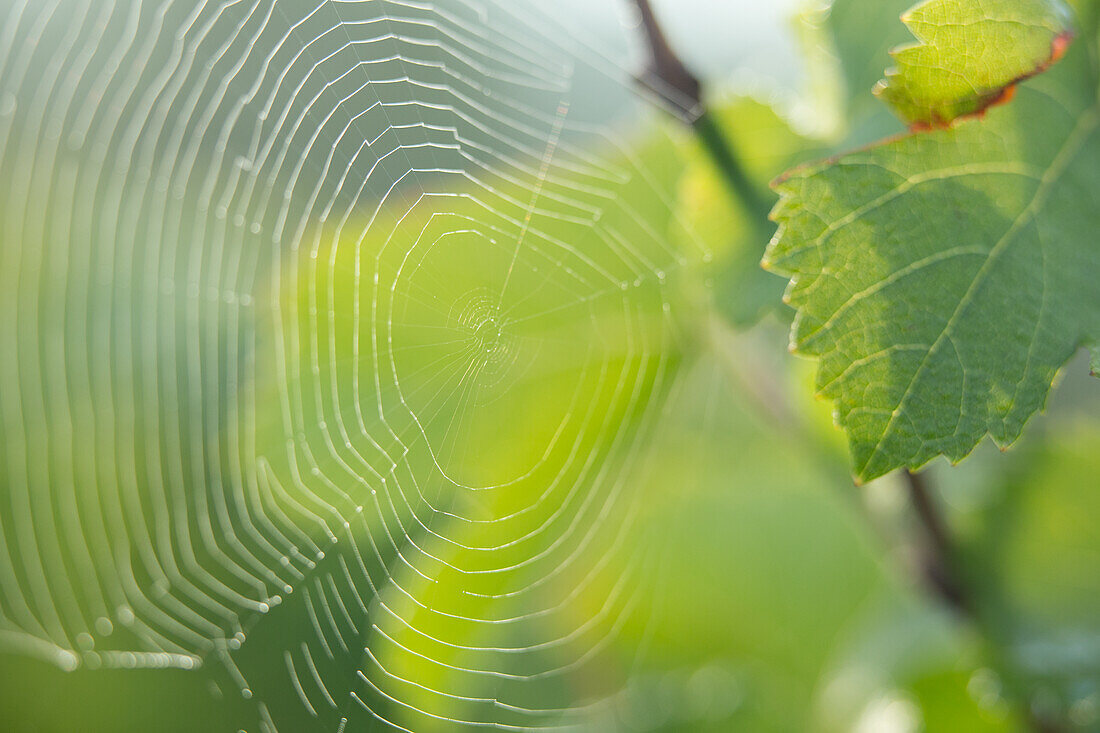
[875,0,1075,127]
[765,0,1100,482]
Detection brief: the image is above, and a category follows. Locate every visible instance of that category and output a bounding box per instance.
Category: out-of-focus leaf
[697,0,921,331]
[796,0,914,141]
[610,350,889,731]
[675,96,825,325]
[244,118,701,731]
[959,422,1100,728]
[814,571,1021,733]
[568,341,1006,732]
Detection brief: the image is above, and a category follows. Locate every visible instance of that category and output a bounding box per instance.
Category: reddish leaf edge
[885,29,1076,132]
[766,29,1077,193]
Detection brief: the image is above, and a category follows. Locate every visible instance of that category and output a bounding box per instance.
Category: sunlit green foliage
[767,0,1100,481]
[876,0,1074,126]
[3,1,1100,732]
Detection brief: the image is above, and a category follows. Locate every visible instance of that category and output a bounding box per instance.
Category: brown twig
[632,0,702,118]
[903,469,1061,733]
[902,469,970,614]
[631,0,772,221]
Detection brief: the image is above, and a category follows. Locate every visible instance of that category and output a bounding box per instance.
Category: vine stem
[904,470,1062,733]
[630,0,771,222]
[902,469,970,614]
[629,3,1061,731]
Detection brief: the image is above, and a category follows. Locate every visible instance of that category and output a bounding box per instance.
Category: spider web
[0,0,707,730]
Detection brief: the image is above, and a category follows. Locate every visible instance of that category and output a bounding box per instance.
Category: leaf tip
[876,2,1077,129]
[1050,29,1073,64]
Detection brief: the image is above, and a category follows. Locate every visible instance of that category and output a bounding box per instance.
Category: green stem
[690,111,773,222]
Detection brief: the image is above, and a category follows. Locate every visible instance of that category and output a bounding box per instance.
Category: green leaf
[765,10,1100,482]
[875,0,1075,127]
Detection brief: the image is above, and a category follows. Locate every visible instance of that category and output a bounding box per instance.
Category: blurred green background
[2,0,1100,731]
